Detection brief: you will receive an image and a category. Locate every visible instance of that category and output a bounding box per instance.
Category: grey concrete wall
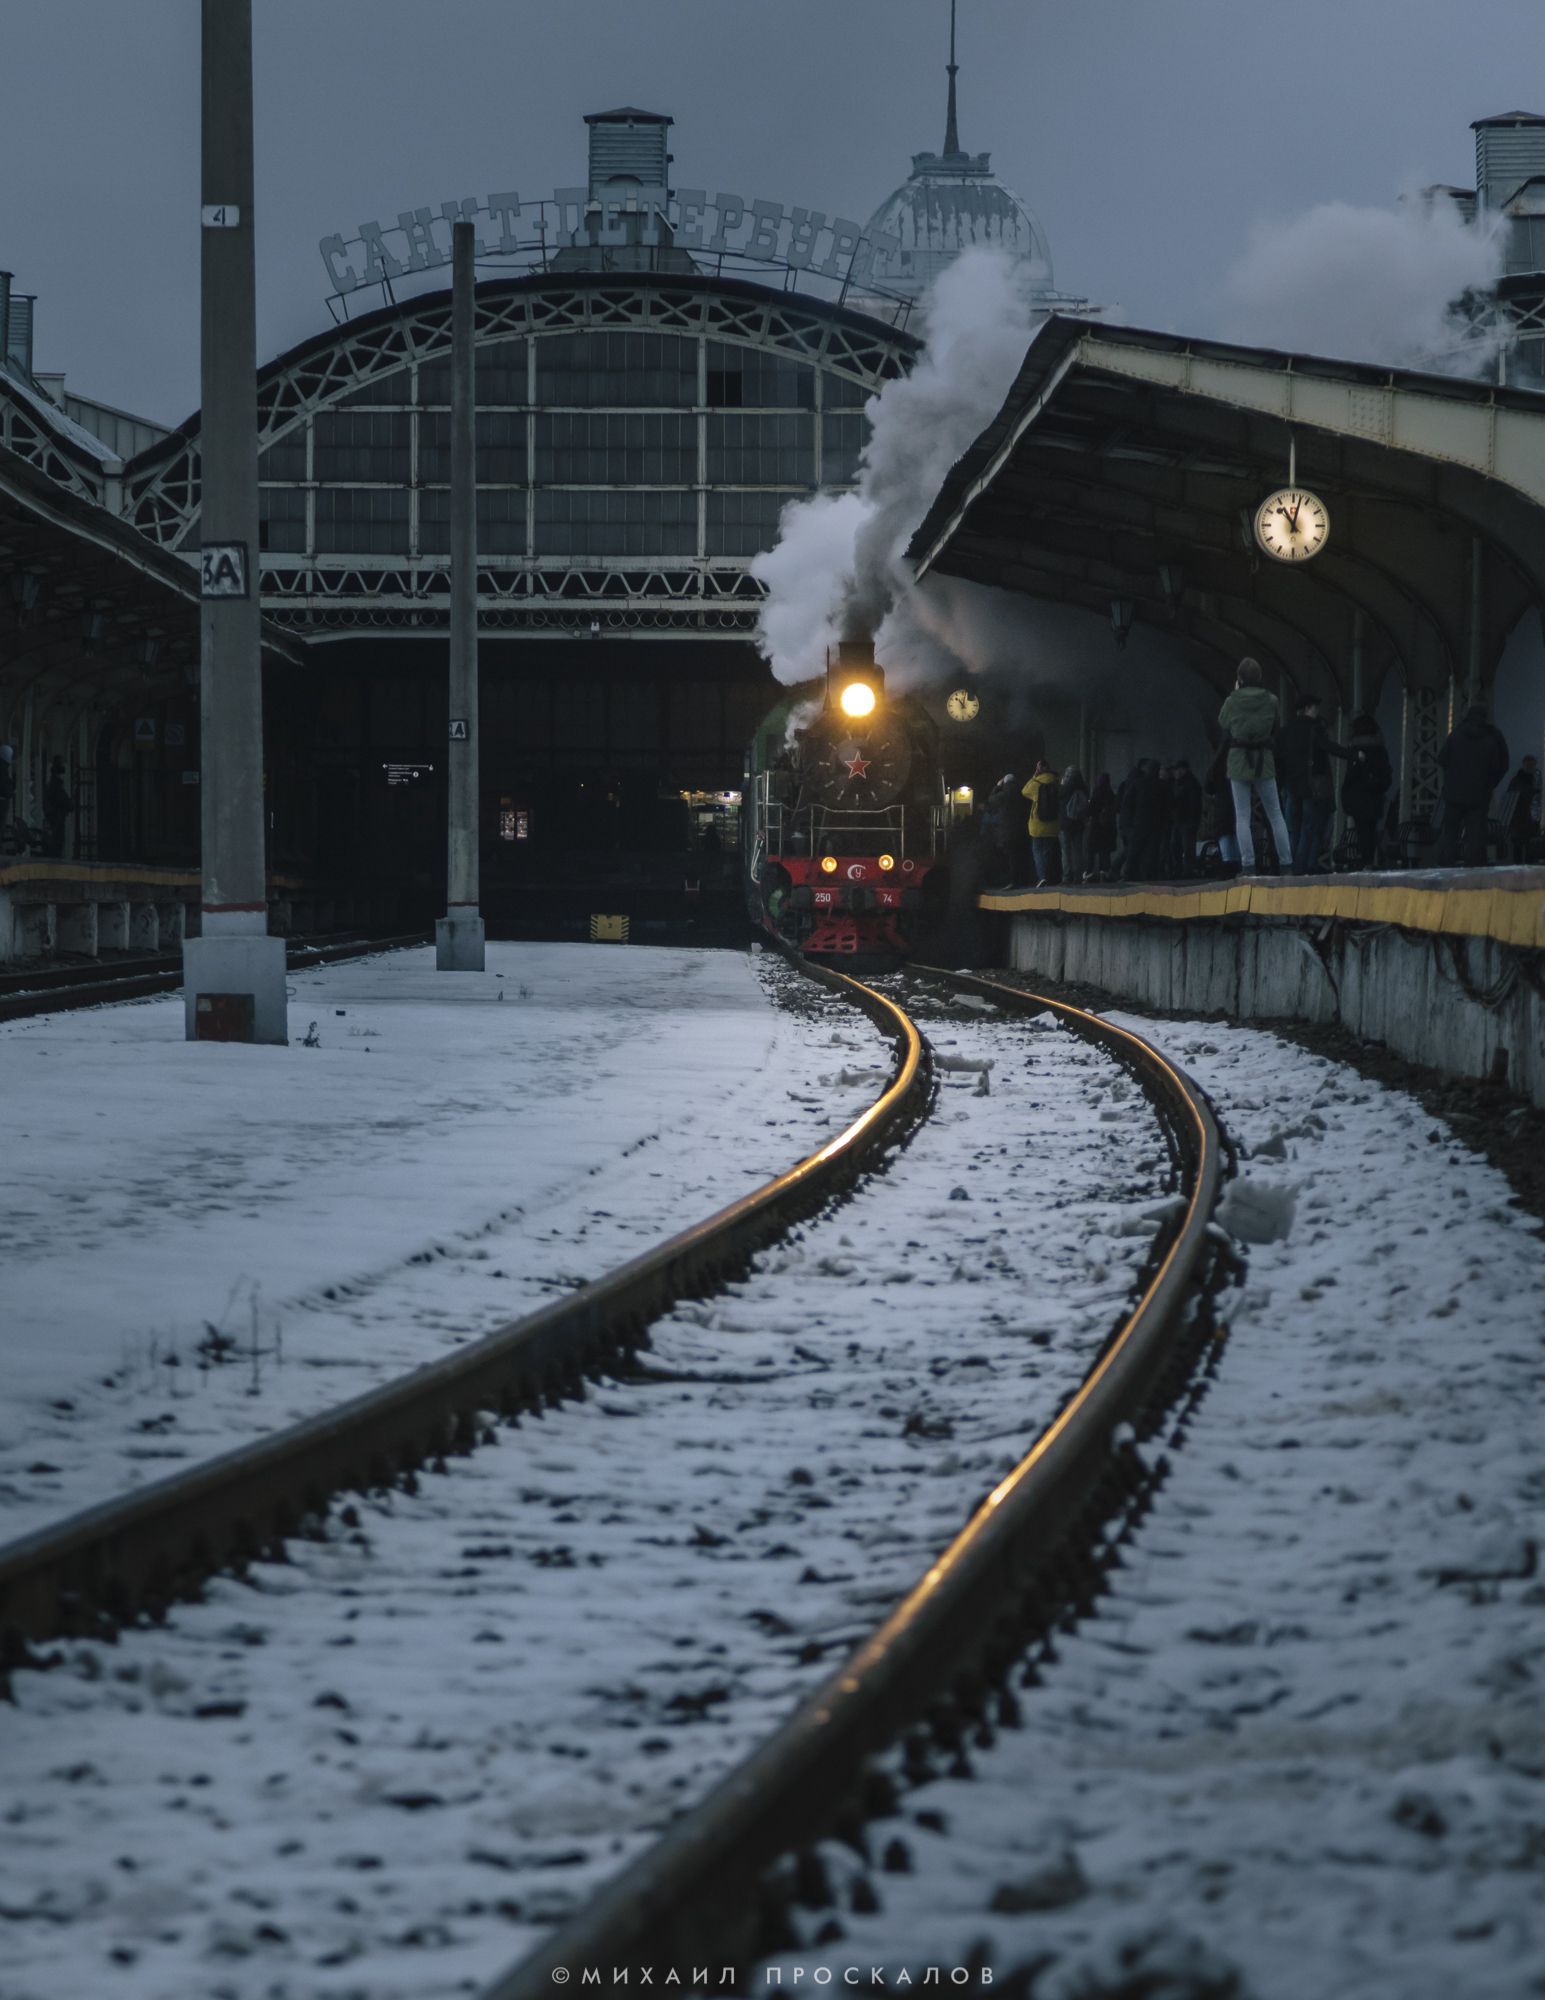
[1007,914,1545,1108]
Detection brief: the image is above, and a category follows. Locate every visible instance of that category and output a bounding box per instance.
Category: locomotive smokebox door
[194,992,257,1042]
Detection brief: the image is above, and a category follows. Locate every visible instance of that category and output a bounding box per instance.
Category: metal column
[436,220,486,971]
[183,0,286,1043]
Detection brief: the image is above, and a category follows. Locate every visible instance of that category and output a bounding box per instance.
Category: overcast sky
[2,0,1541,425]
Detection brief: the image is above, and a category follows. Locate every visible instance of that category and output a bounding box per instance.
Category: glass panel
[706,414,813,486]
[258,485,307,553]
[533,487,696,557]
[821,371,872,408]
[822,411,866,485]
[260,434,306,480]
[315,487,410,554]
[336,369,411,407]
[704,488,795,557]
[418,338,525,405]
[710,341,813,409]
[533,411,696,484]
[313,410,410,483]
[534,331,696,407]
[420,411,525,483]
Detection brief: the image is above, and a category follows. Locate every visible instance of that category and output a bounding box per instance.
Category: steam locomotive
[744,639,948,965]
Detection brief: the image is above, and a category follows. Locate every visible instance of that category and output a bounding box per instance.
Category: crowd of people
[979,657,1542,888]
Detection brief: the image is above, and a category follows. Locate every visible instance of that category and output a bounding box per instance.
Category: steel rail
[480,968,1228,1996]
[0,930,430,1023]
[0,960,925,1654]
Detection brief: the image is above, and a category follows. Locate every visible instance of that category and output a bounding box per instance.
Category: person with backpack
[1339,713,1393,868]
[1021,761,1061,886]
[1216,658,1291,876]
[1086,773,1118,881]
[1059,766,1090,883]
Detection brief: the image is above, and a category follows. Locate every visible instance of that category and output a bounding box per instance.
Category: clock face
[946,687,980,722]
[1255,487,1330,564]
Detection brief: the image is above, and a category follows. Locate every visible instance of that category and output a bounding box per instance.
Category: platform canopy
[0,431,303,721]
[908,317,1545,707]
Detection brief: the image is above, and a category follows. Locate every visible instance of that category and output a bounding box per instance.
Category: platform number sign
[200,542,249,599]
[201,204,241,228]
[449,718,470,741]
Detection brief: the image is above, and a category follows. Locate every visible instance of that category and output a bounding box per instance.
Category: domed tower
[863,0,1054,301]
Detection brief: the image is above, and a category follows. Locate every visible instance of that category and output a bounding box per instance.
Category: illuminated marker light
[820,855,838,874]
[839,681,877,719]
[878,853,895,871]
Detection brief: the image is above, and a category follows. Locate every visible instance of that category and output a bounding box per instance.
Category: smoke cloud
[1220,193,1506,373]
[752,246,1041,686]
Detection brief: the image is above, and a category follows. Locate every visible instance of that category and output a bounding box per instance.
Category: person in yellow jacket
[1021,761,1061,885]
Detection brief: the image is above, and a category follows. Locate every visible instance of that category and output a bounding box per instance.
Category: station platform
[0,858,397,961]
[982,867,1545,1107]
[983,867,1545,950]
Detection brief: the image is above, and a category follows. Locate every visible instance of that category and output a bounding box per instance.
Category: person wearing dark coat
[1277,695,1355,875]
[42,756,73,859]
[1170,759,1203,877]
[1502,754,1539,864]
[1436,704,1509,866]
[980,773,1021,886]
[1119,760,1160,881]
[1086,774,1118,881]
[1339,714,1393,868]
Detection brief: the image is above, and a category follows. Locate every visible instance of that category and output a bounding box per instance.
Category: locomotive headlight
[820,855,838,874]
[878,853,895,871]
[839,681,877,720]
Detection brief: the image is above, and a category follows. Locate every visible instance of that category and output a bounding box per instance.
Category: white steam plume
[1220,194,1505,374]
[752,246,1041,686]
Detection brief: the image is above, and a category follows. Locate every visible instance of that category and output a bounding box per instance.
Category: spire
[944,0,961,156]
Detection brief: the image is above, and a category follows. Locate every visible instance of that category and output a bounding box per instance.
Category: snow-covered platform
[0,942,879,1538]
[987,868,1545,1106]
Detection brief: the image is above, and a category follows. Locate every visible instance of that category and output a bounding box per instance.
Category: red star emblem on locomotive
[843,751,871,779]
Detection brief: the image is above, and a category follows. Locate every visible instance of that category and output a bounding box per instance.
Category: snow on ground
[0,997,1169,2000]
[0,944,887,1539]
[775,1020,1545,2000]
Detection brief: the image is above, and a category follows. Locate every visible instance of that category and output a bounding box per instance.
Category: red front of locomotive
[747,641,947,966]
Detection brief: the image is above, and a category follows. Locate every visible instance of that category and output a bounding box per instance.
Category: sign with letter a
[449,718,470,741]
[200,543,249,599]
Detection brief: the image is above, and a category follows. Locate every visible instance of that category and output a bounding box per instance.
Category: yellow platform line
[979,877,1545,952]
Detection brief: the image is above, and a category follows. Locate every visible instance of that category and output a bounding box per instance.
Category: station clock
[946,687,981,721]
[1254,487,1330,564]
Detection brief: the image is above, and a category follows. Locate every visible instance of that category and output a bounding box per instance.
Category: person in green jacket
[1216,658,1292,875]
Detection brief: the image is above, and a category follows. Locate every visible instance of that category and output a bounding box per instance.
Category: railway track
[0,928,429,1024]
[479,967,1231,1995]
[0,957,1230,1995]
[0,955,926,1656]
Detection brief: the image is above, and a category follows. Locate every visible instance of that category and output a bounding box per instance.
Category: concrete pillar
[182,0,287,1044]
[130,902,160,953]
[16,901,53,958]
[436,219,486,972]
[97,900,130,952]
[56,902,98,957]
[0,888,14,963]
[1468,536,1484,708]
